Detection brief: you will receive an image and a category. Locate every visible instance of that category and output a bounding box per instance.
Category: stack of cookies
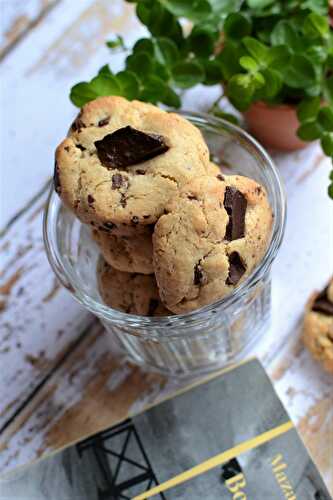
[55,96,273,316]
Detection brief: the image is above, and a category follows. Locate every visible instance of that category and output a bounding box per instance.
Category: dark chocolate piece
[76,144,86,151]
[102,222,116,231]
[98,117,110,127]
[131,216,139,225]
[87,194,95,205]
[216,174,225,181]
[112,174,125,189]
[71,112,85,133]
[194,263,207,286]
[148,299,159,316]
[224,186,247,241]
[95,126,169,169]
[312,287,333,316]
[226,252,246,286]
[54,160,61,194]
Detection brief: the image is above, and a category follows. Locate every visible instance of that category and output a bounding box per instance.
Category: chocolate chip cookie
[97,258,170,316]
[303,279,333,373]
[153,175,272,313]
[93,226,153,274]
[55,96,209,227]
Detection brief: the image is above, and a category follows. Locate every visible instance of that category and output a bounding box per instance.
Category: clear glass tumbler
[44,111,286,378]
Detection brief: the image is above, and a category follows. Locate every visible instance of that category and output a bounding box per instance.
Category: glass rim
[43,110,286,334]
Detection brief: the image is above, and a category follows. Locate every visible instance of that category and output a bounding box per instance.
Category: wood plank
[0,0,61,60]
[0,184,92,430]
[1,0,142,229]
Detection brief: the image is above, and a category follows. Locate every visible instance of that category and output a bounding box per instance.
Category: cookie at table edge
[303,278,333,374]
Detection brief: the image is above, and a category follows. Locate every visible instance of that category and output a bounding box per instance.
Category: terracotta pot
[243,101,307,152]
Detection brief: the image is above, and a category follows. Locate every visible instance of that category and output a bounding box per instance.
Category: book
[0,359,331,499]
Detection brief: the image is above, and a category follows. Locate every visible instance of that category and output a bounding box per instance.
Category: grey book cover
[0,359,331,499]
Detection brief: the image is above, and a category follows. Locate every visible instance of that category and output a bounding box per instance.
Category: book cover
[0,359,331,499]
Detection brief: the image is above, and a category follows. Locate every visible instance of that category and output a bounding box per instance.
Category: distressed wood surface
[0,0,332,494]
[0,0,61,60]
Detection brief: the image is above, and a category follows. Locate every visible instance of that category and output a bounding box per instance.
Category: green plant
[70,0,333,197]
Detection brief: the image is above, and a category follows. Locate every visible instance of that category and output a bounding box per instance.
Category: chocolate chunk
[95,126,169,169]
[224,186,247,241]
[71,112,85,132]
[98,117,110,127]
[136,169,146,175]
[112,174,125,189]
[148,299,159,316]
[87,194,95,205]
[312,287,333,316]
[131,216,139,225]
[54,160,61,194]
[102,222,116,231]
[194,263,207,286]
[120,194,127,208]
[226,252,246,286]
[255,186,262,195]
[188,195,198,201]
[76,144,86,151]
[217,174,225,181]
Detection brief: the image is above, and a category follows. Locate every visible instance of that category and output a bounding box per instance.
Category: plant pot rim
[247,101,299,112]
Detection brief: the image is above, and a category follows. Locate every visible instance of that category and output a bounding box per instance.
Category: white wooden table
[0,0,332,493]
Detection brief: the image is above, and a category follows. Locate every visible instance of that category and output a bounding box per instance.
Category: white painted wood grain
[0,185,92,429]
[0,0,143,229]
[0,0,60,58]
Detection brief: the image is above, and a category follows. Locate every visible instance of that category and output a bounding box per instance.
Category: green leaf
[246,0,274,7]
[140,75,166,103]
[203,59,223,85]
[217,42,243,80]
[136,1,183,43]
[297,97,321,122]
[153,37,179,65]
[133,38,155,56]
[324,76,333,104]
[267,45,291,69]
[303,12,329,39]
[70,82,98,107]
[154,62,170,81]
[161,86,181,107]
[242,36,268,65]
[106,35,125,50]
[284,55,317,89]
[328,182,333,200]
[306,46,327,65]
[126,52,153,79]
[228,73,255,111]
[271,21,302,52]
[260,68,282,98]
[161,0,212,22]
[297,120,322,141]
[188,26,217,58]
[224,13,252,40]
[116,71,140,100]
[90,75,122,96]
[326,52,333,70]
[240,56,258,72]
[98,64,113,77]
[318,107,333,132]
[171,61,205,88]
[321,133,333,156]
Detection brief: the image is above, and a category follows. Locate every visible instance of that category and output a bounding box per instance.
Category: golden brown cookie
[303,279,333,374]
[153,175,272,313]
[93,227,153,274]
[97,258,170,316]
[55,96,209,227]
